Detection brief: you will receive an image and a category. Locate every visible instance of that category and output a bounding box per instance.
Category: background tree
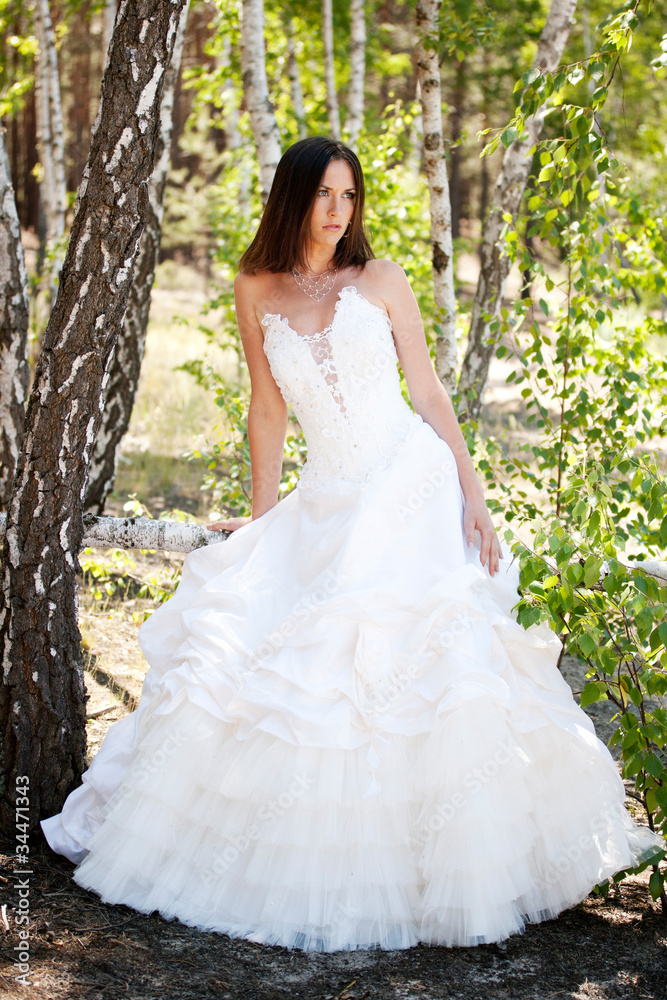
[457,0,579,418]
[345,0,366,147]
[85,0,192,514]
[0,0,190,835]
[322,0,341,138]
[240,0,281,204]
[0,124,29,509]
[32,0,67,294]
[416,0,457,394]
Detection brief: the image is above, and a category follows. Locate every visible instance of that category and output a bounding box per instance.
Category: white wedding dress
[41,285,664,951]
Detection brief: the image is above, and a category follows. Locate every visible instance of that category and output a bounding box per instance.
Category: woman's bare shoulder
[361,258,410,292]
[356,259,411,311]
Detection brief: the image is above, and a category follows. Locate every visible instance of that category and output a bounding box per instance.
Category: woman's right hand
[206,516,253,533]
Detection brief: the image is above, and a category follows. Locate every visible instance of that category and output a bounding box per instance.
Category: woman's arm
[371,260,503,576]
[207,272,288,531]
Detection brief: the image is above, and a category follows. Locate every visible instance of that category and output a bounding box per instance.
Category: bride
[41,136,665,952]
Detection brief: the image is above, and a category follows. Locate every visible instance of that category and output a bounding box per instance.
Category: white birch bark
[345,0,366,147]
[240,0,281,204]
[102,0,117,64]
[0,513,224,552]
[0,127,30,508]
[457,0,578,418]
[322,0,341,138]
[33,0,67,266]
[286,17,307,139]
[415,0,457,395]
[85,0,191,513]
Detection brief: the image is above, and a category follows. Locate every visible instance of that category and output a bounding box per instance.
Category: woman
[41,137,664,952]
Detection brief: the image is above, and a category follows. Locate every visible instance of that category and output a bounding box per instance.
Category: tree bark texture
[345,0,366,148]
[457,0,578,419]
[33,0,67,259]
[322,0,341,139]
[0,128,30,510]
[0,0,190,836]
[415,0,457,395]
[240,0,281,204]
[85,0,191,514]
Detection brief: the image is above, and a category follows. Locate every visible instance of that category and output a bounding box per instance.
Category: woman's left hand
[462,493,503,577]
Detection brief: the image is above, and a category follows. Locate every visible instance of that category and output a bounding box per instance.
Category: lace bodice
[261,285,423,494]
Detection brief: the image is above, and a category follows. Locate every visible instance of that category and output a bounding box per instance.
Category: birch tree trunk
[0,128,30,509]
[457,0,578,419]
[85,1,191,514]
[102,0,117,65]
[33,0,67,279]
[286,16,307,140]
[322,0,341,139]
[415,0,457,395]
[0,0,190,836]
[240,0,281,204]
[344,0,366,148]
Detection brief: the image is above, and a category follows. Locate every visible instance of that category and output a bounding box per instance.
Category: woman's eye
[344,192,356,199]
[318,189,328,196]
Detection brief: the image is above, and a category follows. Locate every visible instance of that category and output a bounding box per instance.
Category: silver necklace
[292,265,338,302]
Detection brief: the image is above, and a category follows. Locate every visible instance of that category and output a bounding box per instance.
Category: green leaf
[538,165,556,183]
[649,870,664,901]
[501,127,520,148]
[580,681,603,707]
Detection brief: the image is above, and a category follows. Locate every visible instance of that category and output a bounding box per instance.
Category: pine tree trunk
[0,0,190,836]
[33,0,67,271]
[322,0,341,139]
[85,1,191,514]
[457,0,578,420]
[415,0,457,395]
[240,0,281,204]
[0,128,30,509]
[285,17,307,140]
[345,0,366,147]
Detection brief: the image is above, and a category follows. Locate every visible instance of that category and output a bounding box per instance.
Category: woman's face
[305,158,356,263]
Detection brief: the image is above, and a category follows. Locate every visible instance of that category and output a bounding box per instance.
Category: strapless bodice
[260,285,423,494]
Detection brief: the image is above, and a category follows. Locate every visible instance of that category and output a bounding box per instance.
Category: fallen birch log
[0,512,227,552]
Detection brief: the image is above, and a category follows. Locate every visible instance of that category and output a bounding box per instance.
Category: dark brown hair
[238,136,374,274]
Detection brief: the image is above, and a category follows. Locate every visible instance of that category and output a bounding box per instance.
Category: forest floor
[2,264,666,999]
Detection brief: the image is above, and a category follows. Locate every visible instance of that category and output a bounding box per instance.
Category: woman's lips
[323,224,341,231]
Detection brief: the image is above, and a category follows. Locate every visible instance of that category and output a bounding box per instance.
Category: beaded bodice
[260,285,423,494]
